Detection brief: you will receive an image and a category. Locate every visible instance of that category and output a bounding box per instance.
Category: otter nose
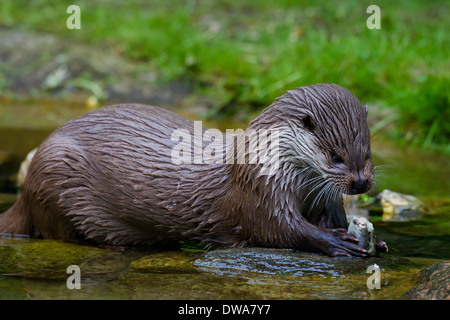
[350,178,371,194]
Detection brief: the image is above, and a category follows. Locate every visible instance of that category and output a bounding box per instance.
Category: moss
[0,245,21,274]
[129,251,198,274]
[0,239,107,279]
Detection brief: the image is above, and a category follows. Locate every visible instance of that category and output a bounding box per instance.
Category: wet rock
[194,247,407,278]
[129,251,198,273]
[122,247,422,299]
[0,238,128,279]
[0,242,427,299]
[380,189,423,221]
[405,261,450,300]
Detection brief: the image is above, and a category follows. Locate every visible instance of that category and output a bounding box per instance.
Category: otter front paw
[316,228,368,257]
[375,237,388,252]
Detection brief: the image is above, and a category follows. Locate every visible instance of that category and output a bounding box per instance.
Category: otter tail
[0,197,31,236]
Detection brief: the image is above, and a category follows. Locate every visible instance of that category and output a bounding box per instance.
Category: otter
[0,83,387,257]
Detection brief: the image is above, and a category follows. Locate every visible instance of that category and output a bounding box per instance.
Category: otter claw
[329,248,351,257]
[314,228,369,257]
[375,238,388,252]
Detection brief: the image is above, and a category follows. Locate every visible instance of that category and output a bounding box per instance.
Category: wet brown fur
[0,83,375,256]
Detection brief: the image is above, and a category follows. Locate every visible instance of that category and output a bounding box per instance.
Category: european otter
[0,83,387,257]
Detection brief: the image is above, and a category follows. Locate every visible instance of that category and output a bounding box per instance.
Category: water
[0,238,425,300]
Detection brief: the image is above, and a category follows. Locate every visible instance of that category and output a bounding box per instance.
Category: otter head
[251,83,374,196]
[291,83,374,195]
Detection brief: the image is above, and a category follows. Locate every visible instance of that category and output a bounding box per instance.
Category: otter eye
[331,153,344,164]
[301,114,315,132]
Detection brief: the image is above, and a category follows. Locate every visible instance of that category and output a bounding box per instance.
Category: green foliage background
[0,0,448,152]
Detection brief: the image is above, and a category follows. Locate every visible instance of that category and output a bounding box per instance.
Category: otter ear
[301,114,315,132]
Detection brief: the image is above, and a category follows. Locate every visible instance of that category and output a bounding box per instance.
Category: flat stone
[194,247,410,278]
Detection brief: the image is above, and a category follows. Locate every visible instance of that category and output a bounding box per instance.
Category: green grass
[0,0,449,152]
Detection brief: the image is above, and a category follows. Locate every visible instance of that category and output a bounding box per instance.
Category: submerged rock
[380,189,423,222]
[405,261,450,300]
